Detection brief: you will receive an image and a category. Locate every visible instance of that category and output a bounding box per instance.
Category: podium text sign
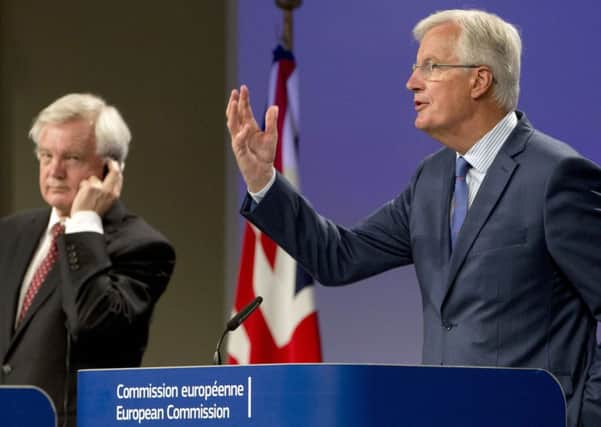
[77,364,565,426]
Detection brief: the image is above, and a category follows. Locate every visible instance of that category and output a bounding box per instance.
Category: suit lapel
[430,149,455,310]
[0,210,50,349]
[438,113,532,310]
[444,153,518,294]
[439,150,455,260]
[10,264,61,344]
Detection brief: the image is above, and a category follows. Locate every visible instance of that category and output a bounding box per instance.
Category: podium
[0,385,57,426]
[77,364,566,426]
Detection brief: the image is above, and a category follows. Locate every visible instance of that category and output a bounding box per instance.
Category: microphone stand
[213,296,263,365]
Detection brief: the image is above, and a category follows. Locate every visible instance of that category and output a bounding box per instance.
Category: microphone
[213,296,263,365]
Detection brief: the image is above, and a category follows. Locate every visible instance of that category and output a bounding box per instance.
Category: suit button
[443,322,454,331]
[2,364,12,375]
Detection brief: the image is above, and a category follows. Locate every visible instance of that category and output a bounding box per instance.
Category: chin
[44,195,72,215]
[414,112,429,129]
[414,118,431,132]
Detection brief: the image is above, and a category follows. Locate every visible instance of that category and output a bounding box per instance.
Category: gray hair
[413,9,522,111]
[29,93,131,164]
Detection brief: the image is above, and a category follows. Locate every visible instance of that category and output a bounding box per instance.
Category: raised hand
[226,85,278,192]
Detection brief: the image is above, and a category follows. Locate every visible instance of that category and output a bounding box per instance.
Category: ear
[470,67,495,100]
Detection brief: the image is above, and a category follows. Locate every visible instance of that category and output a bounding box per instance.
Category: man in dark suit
[0,93,175,427]
[226,9,601,427]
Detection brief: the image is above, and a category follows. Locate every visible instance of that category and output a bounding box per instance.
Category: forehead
[416,22,461,62]
[38,119,95,152]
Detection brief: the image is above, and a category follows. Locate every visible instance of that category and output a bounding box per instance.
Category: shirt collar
[47,209,65,233]
[460,111,518,174]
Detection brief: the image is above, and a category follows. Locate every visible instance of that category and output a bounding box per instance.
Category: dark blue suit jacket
[242,112,601,427]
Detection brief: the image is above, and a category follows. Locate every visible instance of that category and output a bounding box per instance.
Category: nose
[47,157,66,178]
[406,68,424,92]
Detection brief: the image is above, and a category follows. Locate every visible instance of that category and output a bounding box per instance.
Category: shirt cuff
[248,168,276,204]
[65,211,104,234]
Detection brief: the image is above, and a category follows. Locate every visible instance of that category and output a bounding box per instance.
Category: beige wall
[0,1,235,365]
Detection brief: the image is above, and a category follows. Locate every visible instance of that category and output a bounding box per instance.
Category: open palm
[226,85,278,192]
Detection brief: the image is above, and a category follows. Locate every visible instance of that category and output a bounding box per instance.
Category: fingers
[238,85,258,131]
[228,85,279,141]
[226,89,240,134]
[102,159,123,198]
[226,86,258,141]
[227,85,278,181]
[231,123,251,155]
[71,160,121,216]
[264,105,279,140]
[226,89,239,116]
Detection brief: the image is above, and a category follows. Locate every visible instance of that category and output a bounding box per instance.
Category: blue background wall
[236,0,601,363]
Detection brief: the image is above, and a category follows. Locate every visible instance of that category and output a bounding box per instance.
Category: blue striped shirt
[461,111,518,207]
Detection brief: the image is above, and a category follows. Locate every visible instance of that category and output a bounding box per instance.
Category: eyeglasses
[412,62,481,81]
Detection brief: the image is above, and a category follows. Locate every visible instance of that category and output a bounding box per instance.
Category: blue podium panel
[0,386,57,427]
[77,364,566,427]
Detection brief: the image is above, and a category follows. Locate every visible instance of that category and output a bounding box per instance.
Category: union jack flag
[227,45,322,363]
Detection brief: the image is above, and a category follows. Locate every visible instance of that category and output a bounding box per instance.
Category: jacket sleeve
[545,156,601,318]
[544,156,601,425]
[56,222,175,343]
[241,170,419,286]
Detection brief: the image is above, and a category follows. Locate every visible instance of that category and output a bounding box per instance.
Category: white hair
[413,9,522,111]
[29,93,131,164]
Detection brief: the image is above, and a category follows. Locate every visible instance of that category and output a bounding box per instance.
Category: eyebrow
[417,57,440,64]
[36,148,86,157]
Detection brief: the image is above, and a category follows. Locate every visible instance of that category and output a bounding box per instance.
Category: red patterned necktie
[17,222,65,324]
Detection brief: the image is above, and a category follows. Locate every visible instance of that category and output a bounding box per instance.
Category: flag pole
[275,0,302,50]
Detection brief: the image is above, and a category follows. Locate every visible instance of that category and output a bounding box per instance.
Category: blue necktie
[451,157,471,249]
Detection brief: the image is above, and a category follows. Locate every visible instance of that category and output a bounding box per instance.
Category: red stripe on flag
[273,58,295,173]
[234,223,257,311]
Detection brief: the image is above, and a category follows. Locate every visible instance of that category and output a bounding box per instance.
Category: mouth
[414,100,429,111]
[47,186,70,193]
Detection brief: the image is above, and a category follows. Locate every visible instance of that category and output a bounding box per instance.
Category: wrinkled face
[37,119,104,216]
[406,22,477,140]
